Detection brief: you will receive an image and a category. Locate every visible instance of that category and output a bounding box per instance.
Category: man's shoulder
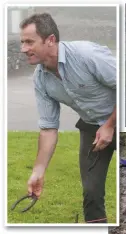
[60,40,100,57]
[62,41,113,60]
[60,40,96,49]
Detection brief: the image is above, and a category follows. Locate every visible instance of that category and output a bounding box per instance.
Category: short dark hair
[20,13,59,42]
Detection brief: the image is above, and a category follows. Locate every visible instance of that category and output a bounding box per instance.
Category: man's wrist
[32,164,45,178]
[104,106,116,129]
[104,119,116,129]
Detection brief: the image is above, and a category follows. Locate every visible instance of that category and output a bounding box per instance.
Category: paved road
[8,73,79,131]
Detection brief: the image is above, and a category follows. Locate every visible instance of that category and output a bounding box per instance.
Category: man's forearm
[33,129,58,177]
[104,106,116,128]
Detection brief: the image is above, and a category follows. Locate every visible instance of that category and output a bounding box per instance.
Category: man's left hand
[93,124,114,151]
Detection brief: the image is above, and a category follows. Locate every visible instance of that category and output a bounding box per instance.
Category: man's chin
[27,60,40,65]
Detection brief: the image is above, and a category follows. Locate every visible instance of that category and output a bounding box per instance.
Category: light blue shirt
[33,41,116,129]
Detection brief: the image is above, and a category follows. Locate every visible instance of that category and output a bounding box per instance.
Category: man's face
[20,24,49,65]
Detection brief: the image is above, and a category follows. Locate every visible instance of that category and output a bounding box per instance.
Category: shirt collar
[58,41,66,64]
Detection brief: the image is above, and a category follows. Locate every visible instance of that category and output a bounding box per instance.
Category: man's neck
[43,44,59,72]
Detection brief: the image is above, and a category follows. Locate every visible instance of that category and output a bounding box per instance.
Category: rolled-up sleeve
[33,66,60,129]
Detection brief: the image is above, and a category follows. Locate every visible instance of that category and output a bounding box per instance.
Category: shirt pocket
[69,83,98,98]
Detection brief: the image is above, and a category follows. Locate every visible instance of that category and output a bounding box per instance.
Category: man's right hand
[27,172,44,199]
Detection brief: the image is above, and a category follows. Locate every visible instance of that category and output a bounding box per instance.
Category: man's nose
[21,43,29,53]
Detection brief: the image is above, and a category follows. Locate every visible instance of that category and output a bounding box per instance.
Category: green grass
[7,131,116,224]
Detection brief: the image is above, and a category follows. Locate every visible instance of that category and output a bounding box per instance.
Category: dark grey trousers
[75,118,116,223]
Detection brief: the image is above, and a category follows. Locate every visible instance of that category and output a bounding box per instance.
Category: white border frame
[120,3,125,131]
[5,3,120,228]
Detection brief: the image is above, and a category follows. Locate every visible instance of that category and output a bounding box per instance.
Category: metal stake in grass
[75,213,79,223]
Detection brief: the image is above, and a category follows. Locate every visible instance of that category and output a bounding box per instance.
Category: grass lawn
[7,131,116,224]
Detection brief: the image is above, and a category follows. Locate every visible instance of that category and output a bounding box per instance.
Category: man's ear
[47,34,56,47]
